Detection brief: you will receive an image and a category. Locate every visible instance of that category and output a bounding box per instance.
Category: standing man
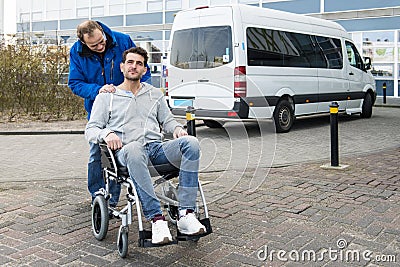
[86,47,206,244]
[68,20,151,207]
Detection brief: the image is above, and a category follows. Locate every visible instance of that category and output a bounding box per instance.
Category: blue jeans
[115,136,200,220]
[88,142,121,206]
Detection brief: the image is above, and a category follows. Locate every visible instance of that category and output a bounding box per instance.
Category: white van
[166,4,376,132]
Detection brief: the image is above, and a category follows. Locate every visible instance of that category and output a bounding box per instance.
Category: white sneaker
[177,212,206,235]
[151,219,172,244]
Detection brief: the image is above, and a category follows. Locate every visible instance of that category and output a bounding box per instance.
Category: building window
[46,0,59,20]
[77,0,90,8]
[32,0,43,12]
[77,8,89,18]
[32,11,43,21]
[18,0,31,13]
[60,1,74,19]
[91,0,105,16]
[126,13,163,26]
[20,13,30,23]
[92,6,104,17]
[126,0,145,14]
[372,47,394,62]
[166,0,181,10]
[110,0,124,16]
[239,0,259,4]
[110,5,124,15]
[362,31,395,79]
[371,64,393,77]
[60,9,74,20]
[148,0,162,12]
[211,0,232,5]
[363,31,394,44]
[190,0,207,8]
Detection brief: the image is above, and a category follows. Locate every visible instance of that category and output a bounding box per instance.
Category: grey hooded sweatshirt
[85,83,182,145]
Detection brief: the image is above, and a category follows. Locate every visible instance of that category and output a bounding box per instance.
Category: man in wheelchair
[85,47,206,245]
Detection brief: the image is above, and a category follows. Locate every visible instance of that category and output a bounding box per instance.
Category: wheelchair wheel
[166,204,179,225]
[117,226,128,258]
[92,195,109,240]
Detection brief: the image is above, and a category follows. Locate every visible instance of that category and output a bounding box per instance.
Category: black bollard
[330,102,339,167]
[186,106,196,137]
[382,82,387,104]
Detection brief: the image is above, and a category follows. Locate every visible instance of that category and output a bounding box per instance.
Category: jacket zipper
[100,57,106,84]
[110,59,114,81]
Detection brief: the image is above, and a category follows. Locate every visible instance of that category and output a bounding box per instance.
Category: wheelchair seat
[99,142,180,180]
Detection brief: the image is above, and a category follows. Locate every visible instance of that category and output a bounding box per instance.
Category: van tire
[273,99,294,133]
[203,120,224,128]
[360,93,373,118]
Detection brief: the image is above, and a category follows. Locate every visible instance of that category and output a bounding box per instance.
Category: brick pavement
[0,105,399,266]
[0,145,399,266]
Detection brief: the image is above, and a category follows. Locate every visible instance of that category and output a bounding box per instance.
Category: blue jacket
[68,21,151,118]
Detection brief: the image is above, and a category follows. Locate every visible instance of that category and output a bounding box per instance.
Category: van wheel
[203,120,224,128]
[360,93,373,118]
[273,99,294,133]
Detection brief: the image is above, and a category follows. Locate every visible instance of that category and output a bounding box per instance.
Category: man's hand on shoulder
[173,126,188,139]
[104,132,122,150]
[99,84,116,94]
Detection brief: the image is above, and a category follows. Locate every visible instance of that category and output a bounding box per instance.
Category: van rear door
[168,6,235,111]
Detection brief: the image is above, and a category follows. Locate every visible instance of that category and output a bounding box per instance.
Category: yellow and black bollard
[382,82,387,104]
[330,102,339,167]
[186,106,196,137]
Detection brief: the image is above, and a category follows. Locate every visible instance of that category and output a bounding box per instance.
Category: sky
[3,0,16,34]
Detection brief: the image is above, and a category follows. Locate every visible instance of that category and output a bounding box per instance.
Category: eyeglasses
[84,33,107,50]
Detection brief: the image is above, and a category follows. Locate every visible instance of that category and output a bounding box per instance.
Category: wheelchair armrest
[99,142,119,173]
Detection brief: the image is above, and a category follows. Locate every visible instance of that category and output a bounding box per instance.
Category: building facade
[0,0,4,39]
[13,0,400,98]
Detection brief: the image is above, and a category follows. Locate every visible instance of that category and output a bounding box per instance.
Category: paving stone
[80,254,111,266]
[226,252,263,266]
[0,255,11,265]
[365,224,384,237]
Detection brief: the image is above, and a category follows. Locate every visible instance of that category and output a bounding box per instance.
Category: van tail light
[165,68,169,96]
[234,66,247,98]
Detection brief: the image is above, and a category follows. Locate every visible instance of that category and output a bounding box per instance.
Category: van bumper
[171,99,249,119]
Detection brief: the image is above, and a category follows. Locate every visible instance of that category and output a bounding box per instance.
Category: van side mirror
[364,57,372,71]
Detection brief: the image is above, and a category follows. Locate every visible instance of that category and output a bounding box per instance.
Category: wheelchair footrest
[177,218,212,241]
[138,230,177,248]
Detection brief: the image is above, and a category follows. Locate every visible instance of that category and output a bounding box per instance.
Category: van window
[315,36,343,69]
[345,41,363,70]
[246,27,343,69]
[170,26,233,69]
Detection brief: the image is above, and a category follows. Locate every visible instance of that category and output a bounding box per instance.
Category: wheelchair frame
[91,141,212,258]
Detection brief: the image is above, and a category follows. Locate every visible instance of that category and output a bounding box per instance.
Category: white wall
[3,0,16,34]
[0,0,4,34]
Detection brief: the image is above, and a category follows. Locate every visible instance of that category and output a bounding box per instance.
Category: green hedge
[0,44,86,122]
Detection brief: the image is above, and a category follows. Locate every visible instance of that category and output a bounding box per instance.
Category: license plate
[174,99,193,107]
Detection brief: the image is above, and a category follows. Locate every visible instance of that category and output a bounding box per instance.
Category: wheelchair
[91,140,212,258]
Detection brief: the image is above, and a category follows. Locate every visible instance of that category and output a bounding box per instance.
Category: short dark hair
[77,20,103,42]
[122,47,149,66]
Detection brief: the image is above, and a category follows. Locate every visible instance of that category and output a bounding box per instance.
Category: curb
[0,130,84,135]
[374,104,400,108]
